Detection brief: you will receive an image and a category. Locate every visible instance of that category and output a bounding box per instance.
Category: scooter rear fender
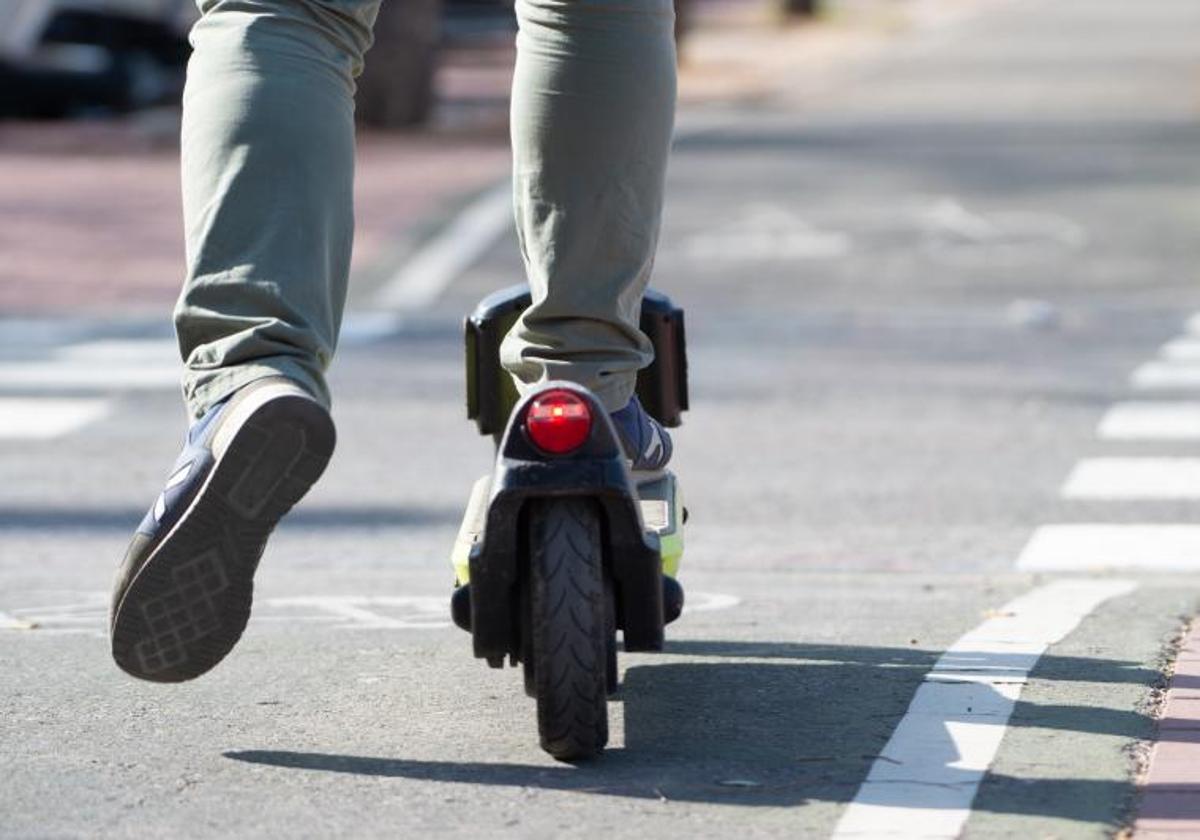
[468,383,665,662]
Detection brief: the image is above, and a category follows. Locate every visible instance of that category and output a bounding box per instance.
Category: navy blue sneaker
[610,395,673,472]
[110,377,335,682]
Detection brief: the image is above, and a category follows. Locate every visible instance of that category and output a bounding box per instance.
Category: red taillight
[525,390,592,454]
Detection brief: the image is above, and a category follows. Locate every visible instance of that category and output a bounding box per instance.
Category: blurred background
[0,0,922,317]
[7,3,1200,834]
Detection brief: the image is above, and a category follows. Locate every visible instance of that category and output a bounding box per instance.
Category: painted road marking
[1131,362,1200,390]
[0,397,110,439]
[55,339,179,362]
[339,312,405,345]
[684,592,742,614]
[0,610,37,630]
[0,594,451,635]
[1098,402,1200,441]
[832,579,1136,839]
[682,204,852,263]
[1017,524,1200,572]
[0,338,179,391]
[920,198,1086,268]
[1,591,742,635]
[1160,337,1200,362]
[375,183,513,310]
[0,318,93,350]
[1061,457,1200,500]
[264,596,452,630]
[1187,312,1200,336]
[0,361,178,390]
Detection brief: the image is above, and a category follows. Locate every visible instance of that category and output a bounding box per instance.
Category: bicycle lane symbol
[1,591,741,637]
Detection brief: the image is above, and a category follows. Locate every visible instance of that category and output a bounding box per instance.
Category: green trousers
[176,0,676,418]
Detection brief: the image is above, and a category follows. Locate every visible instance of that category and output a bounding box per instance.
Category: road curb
[1134,620,1200,837]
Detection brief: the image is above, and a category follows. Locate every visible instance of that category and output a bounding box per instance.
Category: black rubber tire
[528,498,609,761]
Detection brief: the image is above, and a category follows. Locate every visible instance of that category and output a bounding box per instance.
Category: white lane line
[0,610,37,630]
[1131,362,1200,390]
[1061,457,1200,500]
[831,579,1136,839]
[233,596,452,630]
[374,184,513,310]
[0,319,92,350]
[339,312,405,345]
[682,592,741,613]
[55,339,179,362]
[1098,402,1200,440]
[1016,524,1200,571]
[0,337,180,391]
[1160,337,1200,362]
[1187,312,1200,336]
[0,361,178,390]
[0,397,110,439]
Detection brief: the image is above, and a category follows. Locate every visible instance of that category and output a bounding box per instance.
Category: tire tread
[529,498,609,760]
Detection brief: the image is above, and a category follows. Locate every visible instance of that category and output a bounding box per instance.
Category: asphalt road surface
[6,0,1200,837]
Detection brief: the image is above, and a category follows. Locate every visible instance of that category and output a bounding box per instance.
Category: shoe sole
[110,395,335,683]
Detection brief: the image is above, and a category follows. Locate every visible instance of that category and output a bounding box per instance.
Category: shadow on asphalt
[224,639,1159,824]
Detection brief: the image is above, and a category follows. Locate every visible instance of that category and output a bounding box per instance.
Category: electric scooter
[448,284,688,761]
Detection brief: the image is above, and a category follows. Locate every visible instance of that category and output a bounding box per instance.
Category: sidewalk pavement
[0,0,977,317]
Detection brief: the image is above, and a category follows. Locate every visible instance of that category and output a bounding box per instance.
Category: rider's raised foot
[109,376,335,683]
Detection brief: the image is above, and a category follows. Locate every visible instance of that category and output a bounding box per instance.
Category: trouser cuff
[182,358,329,420]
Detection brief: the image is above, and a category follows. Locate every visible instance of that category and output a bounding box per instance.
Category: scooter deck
[450,470,684,585]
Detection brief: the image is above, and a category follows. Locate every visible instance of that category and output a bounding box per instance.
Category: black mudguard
[467,383,665,663]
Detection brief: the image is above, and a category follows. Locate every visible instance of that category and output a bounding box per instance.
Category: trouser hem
[182,359,329,420]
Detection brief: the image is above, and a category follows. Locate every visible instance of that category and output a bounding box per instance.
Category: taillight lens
[525,390,592,454]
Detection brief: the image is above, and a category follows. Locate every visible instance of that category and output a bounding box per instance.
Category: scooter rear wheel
[528,498,609,760]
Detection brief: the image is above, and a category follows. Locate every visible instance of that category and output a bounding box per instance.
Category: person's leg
[175,0,379,418]
[110,0,378,683]
[500,0,677,414]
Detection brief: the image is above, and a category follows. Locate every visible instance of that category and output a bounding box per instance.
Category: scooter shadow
[224,639,1153,813]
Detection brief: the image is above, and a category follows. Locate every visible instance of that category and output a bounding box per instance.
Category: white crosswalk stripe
[1098,401,1200,440]
[0,334,179,439]
[0,335,180,392]
[1160,337,1200,361]
[1131,361,1200,389]
[1035,316,1200,574]
[0,397,110,440]
[1062,457,1200,500]
[1017,524,1200,572]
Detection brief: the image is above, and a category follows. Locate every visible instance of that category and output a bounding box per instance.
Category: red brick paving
[0,122,509,316]
[1134,624,1200,838]
[0,35,516,317]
